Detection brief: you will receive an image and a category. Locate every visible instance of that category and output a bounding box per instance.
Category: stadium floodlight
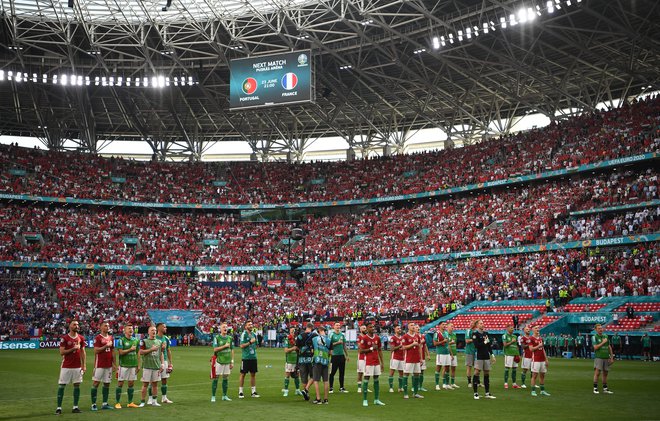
[0,70,4,81]
[473,25,479,36]
[15,72,22,83]
[94,76,100,86]
[509,13,518,25]
[143,77,149,87]
[32,73,37,82]
[457,30,463,41]
[76,75,83,86]
[85,76,90,86]
[151,76,158,87]
[109,76,115,86]
[500,16,507,28]
[566,0,571,5]
[517,8,528,23]
[165,77,170,86]
[101,76,107,86]
[465,27,472,39]
[188,76,193,86]
[448,33,454,44]
[158,76,165,88]
[52,74,57,84]
[117,76,123,87]
[61,74,68,86]
[555,0,562,9]
[527,7,537,21]
[126,77,131,87]
[547,1,554,13]
[173,76,178,85]
[42,74,47,83]
[482,22,489,34]
[432,36,440,50]
[135,78,140,87]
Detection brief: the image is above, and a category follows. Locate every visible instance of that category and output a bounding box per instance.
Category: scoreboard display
[229,50,313,110]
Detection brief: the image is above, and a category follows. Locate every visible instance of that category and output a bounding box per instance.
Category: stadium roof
[0,0,658,160]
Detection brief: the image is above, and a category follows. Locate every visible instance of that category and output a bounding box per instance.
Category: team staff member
[529,326,550,397]
[311,326,331,404]
[238,320,260,398]
[592,324,614,394]
[296,323,317,401]
[471,320,495,400]
[156,323,174,404]
[388,325,405,393]
[329,322,349,393]
[55,320,86,415]
[115,325,140,408]
[91,321,116,411]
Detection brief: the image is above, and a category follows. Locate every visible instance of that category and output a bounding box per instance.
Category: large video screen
[229,50,313,110]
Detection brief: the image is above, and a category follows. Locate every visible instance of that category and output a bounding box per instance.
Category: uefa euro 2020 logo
[297,53,308,66]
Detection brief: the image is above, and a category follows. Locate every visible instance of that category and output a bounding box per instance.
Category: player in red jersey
[401,323,424,399]
[356,324,368,393]
[519,325,533,389]
[416,324,430,392]
[529,326,550,397]
[91,321,116,411]
[358,321,385,406]
[56,320,87,415]
[388,325,405,393]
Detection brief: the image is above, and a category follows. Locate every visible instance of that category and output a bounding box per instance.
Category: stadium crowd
[1,96,658,205]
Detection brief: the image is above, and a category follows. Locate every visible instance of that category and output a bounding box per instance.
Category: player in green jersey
[434,322,451,390]
[138,326,164,407]
[211,322,234,402]
[156,323,173,404]
[447,323,459,389]
[114,325,141,409]
[282,326,301,397]
[329,322,349,393]
[464,319,478,387]
[592,324,614,394]
[238,320,260,398]
[502,325,520,389]
[641,333,651,361]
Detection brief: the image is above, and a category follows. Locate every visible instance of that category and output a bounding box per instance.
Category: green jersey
[611,335,621,346]
[212,334,233,364]
[140,338,163,370]
[283,336,298,365]
[435,331,450,355]
[642,336,651,348]
[502,333,520,356]
[448,332,457,354]
[118,336,140,367]
[464,329,475,354]
[592,334,610,359]
[155,335,170,362]
[576,335,584,345]
[329,332,346,356]
[312,335,329,366]
[240,330,257,360]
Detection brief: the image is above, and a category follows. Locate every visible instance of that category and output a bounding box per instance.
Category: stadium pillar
[444,137,455,150]
[346,148,356,161]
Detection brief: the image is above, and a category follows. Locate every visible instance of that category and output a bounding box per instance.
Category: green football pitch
[1,347,658,420]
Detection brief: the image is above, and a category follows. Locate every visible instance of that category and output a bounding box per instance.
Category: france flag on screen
[281,72,298,90]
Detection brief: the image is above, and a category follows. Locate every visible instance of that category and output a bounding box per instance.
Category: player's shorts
[118,366,137,382]
[299,363,312,384]
[357,359,366,374]
[58,368,83,385]
[285,363,297,374]
[403,362,421,374]
[141,368,161,383]
[390,358,404,371]
[364,364,382,377]
[531,361,547,374]
[504,356,519,368]
[240,359,258,374]
[450,355,457,367]
[436,354,451,366]
[92,367,112,383]
[312,364,329,382]
[465,354,475,367]
[214,363,231,377]
[474,359,491,371]
[160,364,170,379]
[643,347,651,352]
[522,357,532,370]
[594,358,610,372]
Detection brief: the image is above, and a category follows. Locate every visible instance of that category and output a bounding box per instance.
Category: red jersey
[94,334,114,368]
[402,332,421,363]
[530,336,546,362]
[521,335,533,359]
[358,334,367,361]
[418,333,427,359]
[60,334,86,368]
[358,334,381,366]
[390,335,405,361]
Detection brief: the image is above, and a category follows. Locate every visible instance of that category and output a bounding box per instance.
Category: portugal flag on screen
[242,77,257,95]
[281,72,298,90]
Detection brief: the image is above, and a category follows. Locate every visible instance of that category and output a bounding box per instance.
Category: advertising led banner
[229,50,313,110]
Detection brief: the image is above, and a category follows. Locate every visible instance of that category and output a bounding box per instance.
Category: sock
[484,375,490,394]
[161,385,167,396]
[451,377,455,385]
[73,387,80,407]
[362,380,368,401]
[540,384,545,391]
[239,387,244,394]
[91,387,98,405]
[373,379,380,401]
[435,372,440,386]
[212,379,218,397]
[389,376,394,388]
[512,369,517,383]
[127,387,134,402]
[504,368,509,383]
[467,376,471,384]
[115,387,122,403]
[419,374,424,389]
[57,385,65,407]
[412,376,418,394]
[444,373,449,386]
[222,379,228,396]
[152,395,157,402]
[402,377,409,395]
[521,372,527,385]
[294,377,300,389]
[251,386,256,394]
[593,382,598,389]
[398,376,403,389]
[102,386,109,404]
[603,383,608,390]
[472,375,479,393]
[284,378,289,390]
